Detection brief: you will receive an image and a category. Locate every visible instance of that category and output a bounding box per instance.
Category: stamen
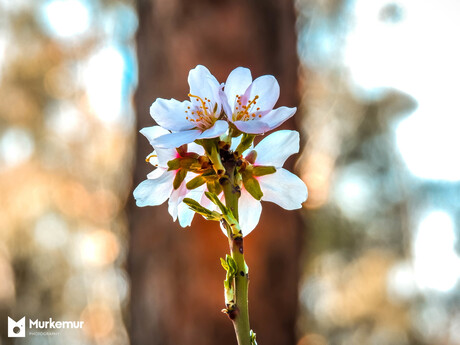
[188,93,209,116]
[185,93,217,129]
[146,153,157,163]
[234,95,260,122]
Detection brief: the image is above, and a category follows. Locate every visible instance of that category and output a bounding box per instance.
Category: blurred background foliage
[0,0,459,344]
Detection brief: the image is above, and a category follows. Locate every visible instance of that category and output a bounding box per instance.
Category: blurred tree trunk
[128,1,303,344]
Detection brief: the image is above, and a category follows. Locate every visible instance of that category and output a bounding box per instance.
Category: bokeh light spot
[83,45,125,124]
[413,211,460,292]
[42,0,90,39]
[0,127,34,170]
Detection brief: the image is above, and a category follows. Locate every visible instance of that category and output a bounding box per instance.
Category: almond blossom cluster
[134,65,307,236]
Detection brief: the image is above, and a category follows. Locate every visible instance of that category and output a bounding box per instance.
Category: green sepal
[220,257,229,270]
[245,150,257,164]
[242,171,263,200]
[253,166,276,176]
[182,198,222,221]
[173,169,187,189]
[206,180,223,196]
[186,175,206,190]
[235,134,255,155]
[167,158,181,171]
[221,255,237,306]
[205,191,228,215]
[179,157,198,169]
[199,139,225,175]
[210,144,225,175]
[227,255,237,275]
[206,192,242,237]
[188,162,204,171]
[176,145,187,156]
[221,255,237,275]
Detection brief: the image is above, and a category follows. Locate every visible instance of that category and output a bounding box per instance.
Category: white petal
[259,168,308,210]
[140,126,170,143]
[238,189,262,236]
[246,75,280,111]
[145,148,178,169]
[230,134,242,152]
[224,67,252,111]
[255,130,300,167]
[133,171,175,207]
[156,147,178,167]
[147,167,166,179]
[141,128,177,166]
[177,186,206,227]
[188,65,221,114]
[168,182,188,221]
[146,150,159,167]
[233,119,271,134]
[196,120,229,140]
[219,88,233,117]
[150,98,194,131]
[153,129,202,148]
[261,106,296,131]
[187,142,205,155]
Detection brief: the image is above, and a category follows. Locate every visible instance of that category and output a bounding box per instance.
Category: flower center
[233,95,262,121]
[185,93,217,130]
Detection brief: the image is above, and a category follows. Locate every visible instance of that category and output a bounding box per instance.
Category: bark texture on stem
[129,1,302,344]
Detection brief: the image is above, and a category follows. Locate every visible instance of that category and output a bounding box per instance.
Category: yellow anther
[146,153,157,162]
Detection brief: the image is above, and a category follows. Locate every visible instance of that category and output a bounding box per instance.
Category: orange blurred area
[0,0,135,344]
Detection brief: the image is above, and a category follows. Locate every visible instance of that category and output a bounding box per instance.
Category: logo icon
[8,317,26,337]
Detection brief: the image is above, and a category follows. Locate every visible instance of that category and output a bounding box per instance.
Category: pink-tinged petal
[133,171,175,207]
[259,168,308,210]
[196,120,228,140]
[233,119,271,134]
[200,190,213,209]
[261,106,296,131]
[255,130,299,167]
[246,75,280,111]
[153,129,202,148]
[156,147,178,167]
[238,189,262,236]
[150,98,195,131]
[188,65,222,114]
[224,67,252,111]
